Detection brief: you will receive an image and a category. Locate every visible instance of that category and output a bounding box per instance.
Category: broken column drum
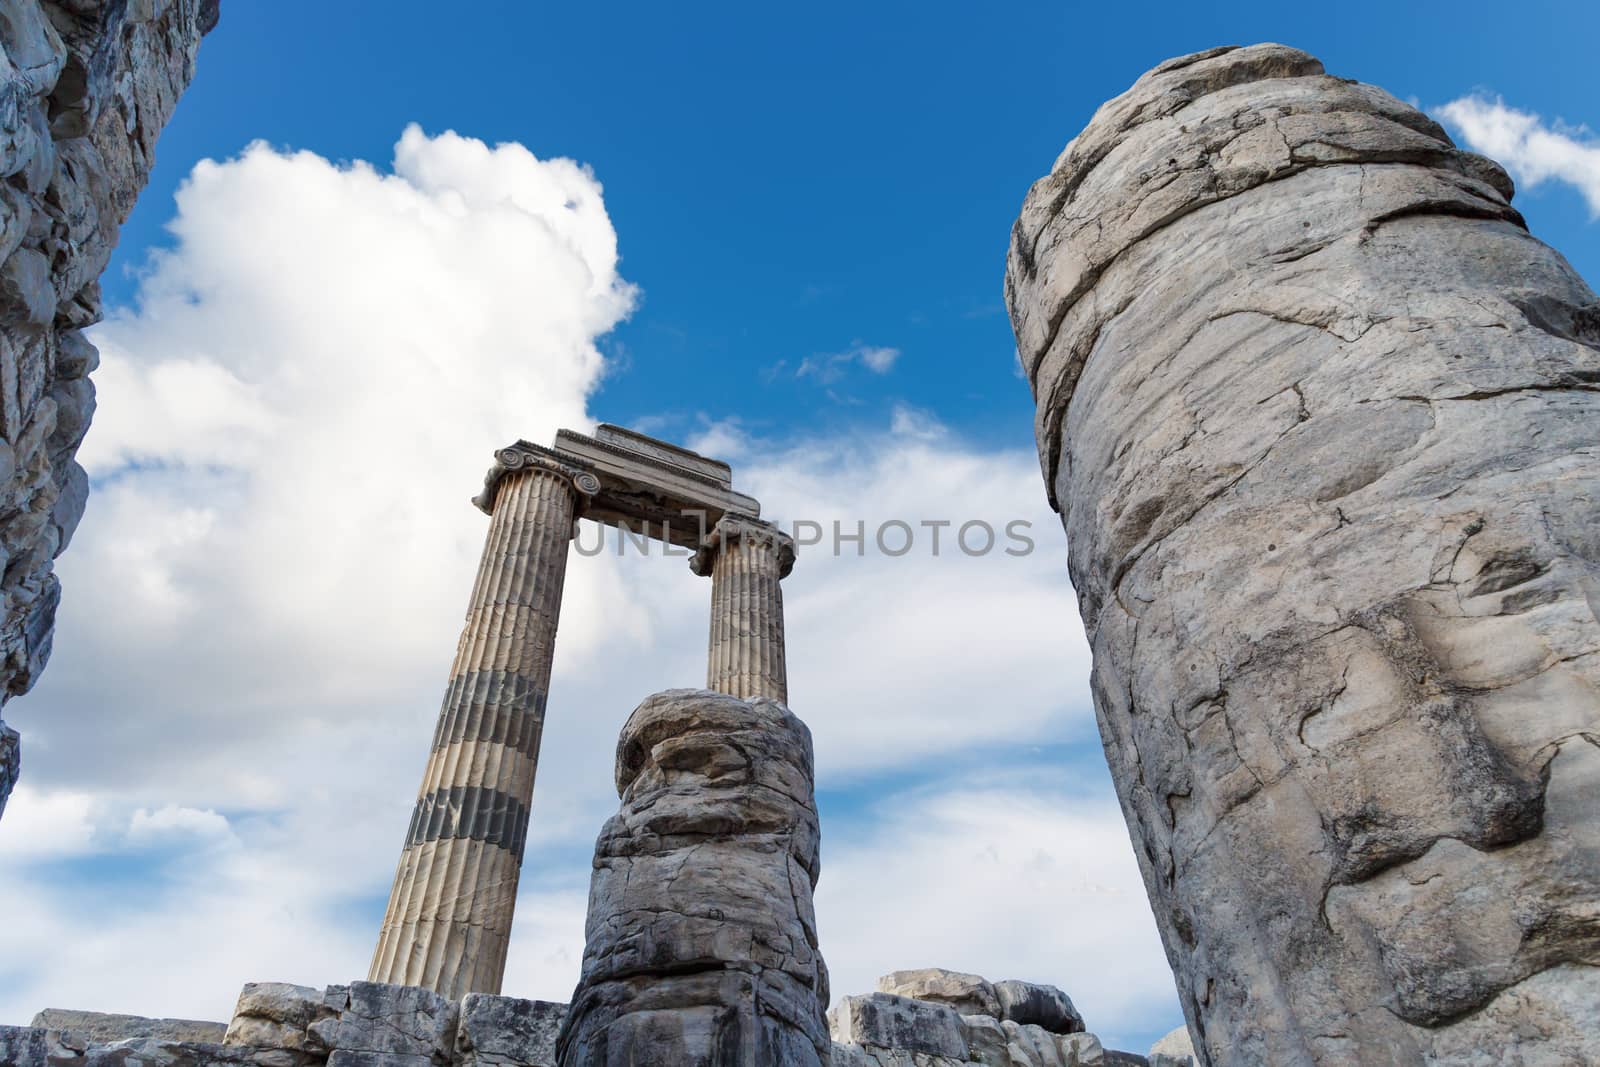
[556,689,830,1067]
[371,444,598,998]
[1005,44,1600,1067]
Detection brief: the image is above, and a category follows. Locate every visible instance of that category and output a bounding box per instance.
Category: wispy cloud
[1435,94,1600,216]
[794,342,902,384]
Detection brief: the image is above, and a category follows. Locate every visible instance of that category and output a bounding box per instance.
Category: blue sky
[3,1,1598,1058]
[112,0,1600,446]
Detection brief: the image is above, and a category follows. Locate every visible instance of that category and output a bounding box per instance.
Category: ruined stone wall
[1006,44,1600,1066]
[0,0,217,817]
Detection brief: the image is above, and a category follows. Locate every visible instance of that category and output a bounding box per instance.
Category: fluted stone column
[691,517,796,703]
[370,444,599,998]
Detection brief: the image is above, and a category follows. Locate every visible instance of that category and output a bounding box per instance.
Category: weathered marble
[557,688,829,1067]
[454,994,562,1067]
[876,970,1001,1019]
[371,445,597,999]
[30,1008,226,1045]
[0,0,217,816]
[829,973,1126,1067]
[1148,1025,1195,1067]
[1005,43,1600,1066]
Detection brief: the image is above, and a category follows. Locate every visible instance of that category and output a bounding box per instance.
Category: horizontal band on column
[405,784,531,857]
[429,670,548,758]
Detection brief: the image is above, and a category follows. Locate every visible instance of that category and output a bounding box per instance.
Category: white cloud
[795,343,902,384]
[888,403,946,440]
[0,787,97,860]
[1435,94,1600,216]
[127,805,233,846]
[818,775,1180,1050]
[0,125,1165,1037]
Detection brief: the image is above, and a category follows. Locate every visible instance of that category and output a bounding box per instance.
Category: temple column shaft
[692,518,795,703]
[370,449,593,998]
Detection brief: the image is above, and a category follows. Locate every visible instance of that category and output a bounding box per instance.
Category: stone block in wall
[224,982,341,1053]
[829,993,969,1060]
[452,994,563,1067]
[993,980,1082,1034]
[877,969,1001,1018]
[328,982,457,1065]
[29,1008,226,1045]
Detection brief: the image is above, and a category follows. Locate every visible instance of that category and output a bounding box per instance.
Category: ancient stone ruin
[5,8,1598,1065]
[369,426,799,1001]
[1006,42,1600,1067]
[1,968,1179,1067]
[0,0,219,818]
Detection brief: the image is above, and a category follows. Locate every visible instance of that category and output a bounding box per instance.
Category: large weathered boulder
[556,688,830,1066]
[0,0,218,818]
[831,993,970,1061]
[993,980,1083,1035]
[454,994,563,1067]
[877,969,1001,1018]
[1005,42,1600,1065]
[1148,1025,1195,1067]
[223,982,342,1054]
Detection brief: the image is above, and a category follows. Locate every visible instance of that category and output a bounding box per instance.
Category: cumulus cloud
[1436,95,1600,216]
[818,774,1179,1049]
[0,126,1171,1037]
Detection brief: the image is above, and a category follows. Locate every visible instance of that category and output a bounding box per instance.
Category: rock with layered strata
[0,0,218,818]
[556,689,830,1067]
[1005,42,1600,1065]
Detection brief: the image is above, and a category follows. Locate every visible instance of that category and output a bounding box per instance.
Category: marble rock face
[556,688,830,1067]
[1005,42,1600,1066]
[829,973,1112,1067]
[0,0,218,817]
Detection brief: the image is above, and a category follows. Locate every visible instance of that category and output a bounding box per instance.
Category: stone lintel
[552,427,760,548]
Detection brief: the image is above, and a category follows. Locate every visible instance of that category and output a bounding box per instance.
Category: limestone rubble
[0,0,218,818]
[1005,42,1600,1066]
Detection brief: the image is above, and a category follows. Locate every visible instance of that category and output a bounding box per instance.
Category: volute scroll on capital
[471,441,602,515]
[689,515,797,578]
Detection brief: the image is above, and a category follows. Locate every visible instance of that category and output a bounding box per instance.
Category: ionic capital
[689,516,796,578]
[471,441,601,515]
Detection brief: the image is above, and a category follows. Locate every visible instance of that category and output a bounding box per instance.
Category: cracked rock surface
[1004,43,1600,1067]
[0,0,217,818]
[556,688,830,1066]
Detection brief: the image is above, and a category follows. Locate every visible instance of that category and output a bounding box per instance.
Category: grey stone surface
[877,969,1000,1019]
[1005,42,1600,1066]
[0,717,17,819]
[993,980,1082,1035]
[0,0,217,817]
[454,994,562,1067]
[30,1008,226,1045]
[828,982,1107,1067]
[1148,1023,1195,1067]
[557,688,830,1067]
[223,982,341,1053]
[331,983,457,1064]
[831,993,969,1060]
[1147,1024,1195,1067]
